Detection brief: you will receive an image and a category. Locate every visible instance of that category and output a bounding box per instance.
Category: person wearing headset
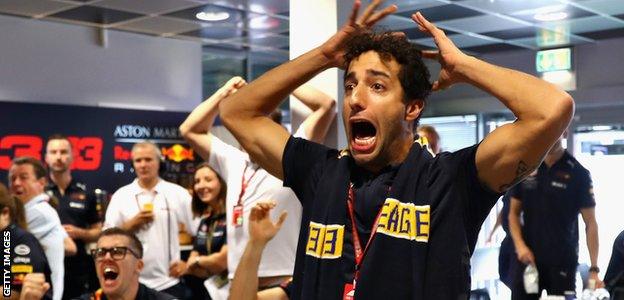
[104,141,195,299]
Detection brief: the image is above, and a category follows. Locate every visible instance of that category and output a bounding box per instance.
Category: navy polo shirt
[500,192,511,235]
[282,136,500,299]
[6,223,53,299]
[193,213,227,255]
[45,179,102,250]
[604,230,624,290]
[509,150,595,268]
[45,179,101,293]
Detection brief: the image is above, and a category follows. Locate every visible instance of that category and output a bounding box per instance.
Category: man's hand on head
[411,12,472,91]
[319,0,397,68]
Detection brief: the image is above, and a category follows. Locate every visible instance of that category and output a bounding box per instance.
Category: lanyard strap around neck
[346,183,384,280]
[237,163,259,206]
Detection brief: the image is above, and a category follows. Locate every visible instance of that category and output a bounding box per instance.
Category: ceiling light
[533,5,568,22]
[196,11,230,22]
[534,11,568,22]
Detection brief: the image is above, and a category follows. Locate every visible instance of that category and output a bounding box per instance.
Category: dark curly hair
[344,31,432,107]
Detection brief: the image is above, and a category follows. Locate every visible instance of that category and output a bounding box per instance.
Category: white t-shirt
[209,134,303,279]
[104,179,194,291]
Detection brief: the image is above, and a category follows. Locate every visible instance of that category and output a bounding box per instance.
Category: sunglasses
[92,247,141,261]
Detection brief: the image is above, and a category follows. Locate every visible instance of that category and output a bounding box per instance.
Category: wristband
[589,266,600,273]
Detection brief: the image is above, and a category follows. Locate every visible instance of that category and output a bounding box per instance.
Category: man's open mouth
[103,266,119,281]
[351,120,377,153]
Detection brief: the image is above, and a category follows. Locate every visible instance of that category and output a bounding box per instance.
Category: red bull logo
[161,144,194,162]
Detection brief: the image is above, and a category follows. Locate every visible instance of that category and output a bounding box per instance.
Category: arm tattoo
[498,160,536,192]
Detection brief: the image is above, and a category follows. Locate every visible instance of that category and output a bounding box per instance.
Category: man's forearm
[221,47,332,123]
[508,212,526,250]
[179,91,223,136]
[79,223,102,243]
[459,56,573,128]
[219,48,333,177]
[120,219,138,234]
[230,241,267,300]
[586,221,600,267]
[292,85,335,111]
[198,248,228,275]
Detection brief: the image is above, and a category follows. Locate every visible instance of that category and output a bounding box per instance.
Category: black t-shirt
[282,136,500,299]
[509,151,595,267]
[193,213,227,255]
[6,223,53,299]
[501,192,511,235]
[279,279,293,298]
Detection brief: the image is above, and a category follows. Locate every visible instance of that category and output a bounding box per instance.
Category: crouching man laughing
[76,228,176,300]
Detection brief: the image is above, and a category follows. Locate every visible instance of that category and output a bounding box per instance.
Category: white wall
[0,14,202,112]
[289,0,339,148]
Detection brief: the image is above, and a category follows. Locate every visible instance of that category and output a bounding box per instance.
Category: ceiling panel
[0,0,77,18]
[116,15,202,35]
[543,15,624,34]
[227,33,288,48]
[436,14,527,34]
[458,0,564,16]
[3,0,624,58]
[396,4,483,22]
[414,33,498,48]
[462,43,526,54]
[483,27,538,40]
[91,0,200,15]
[508,4,596,23]
[47,5,143,25]
[574,0,624,16]
[179,26,245,40]
[508,34,590,49]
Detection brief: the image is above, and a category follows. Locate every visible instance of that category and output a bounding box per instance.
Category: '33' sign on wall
[0,135,103,170]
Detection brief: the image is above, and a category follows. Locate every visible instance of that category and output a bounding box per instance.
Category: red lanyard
[237,163,258,206]
[346,183,384,281]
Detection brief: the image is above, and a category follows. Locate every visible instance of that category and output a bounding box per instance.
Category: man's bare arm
[230,202,287,300]
[292,85,336,143]
[508,197,535,265]
[581,207,603,287]
[412,13,574,193]
[179,76,246,160]
[220,1,397,179]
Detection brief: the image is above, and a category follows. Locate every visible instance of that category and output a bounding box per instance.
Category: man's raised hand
[412,12,472,91]
[320,0,397,68]
[248,201,287,246]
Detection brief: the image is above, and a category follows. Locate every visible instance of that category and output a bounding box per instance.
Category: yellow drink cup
[143,202,153,212]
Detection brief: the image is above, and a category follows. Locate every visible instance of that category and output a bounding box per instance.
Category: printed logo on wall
[0,101,201,194]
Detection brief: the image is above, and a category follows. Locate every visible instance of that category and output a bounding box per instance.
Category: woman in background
[0,182,52,299]
[184,162,228,299]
